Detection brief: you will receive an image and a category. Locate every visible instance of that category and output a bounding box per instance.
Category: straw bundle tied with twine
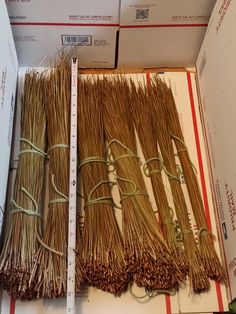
[30,58,84,298]
[147,79,210,293]
[77,77,128,295]
[158,79,225,282]
[0,72,47,299]
[129,82,188,280]
[102,76,181,291]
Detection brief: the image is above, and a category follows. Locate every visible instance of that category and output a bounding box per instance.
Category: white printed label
[62,35,92,46]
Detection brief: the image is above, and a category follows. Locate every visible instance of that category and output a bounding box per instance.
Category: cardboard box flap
[6,0,120,68]
[120,0,216,26]
[118,0,216,67]
[0,0,18,234]
[6,0,120,24]
[197,0,236,302]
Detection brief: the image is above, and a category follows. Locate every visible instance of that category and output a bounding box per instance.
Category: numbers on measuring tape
[67,57,78,314]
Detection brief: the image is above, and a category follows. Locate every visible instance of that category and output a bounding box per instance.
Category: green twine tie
[143,156,162,177]
[49,174,69,205]
[78,156,108,171]
[11,187,41,217]
[108,139,141,165]
[18,138,47,158]
[115,175,148,202]
[48,144,69,153]
[85,180,117,208]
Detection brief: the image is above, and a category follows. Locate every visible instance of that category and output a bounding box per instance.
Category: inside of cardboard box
[0,68,228,314]
[2,0,236,311]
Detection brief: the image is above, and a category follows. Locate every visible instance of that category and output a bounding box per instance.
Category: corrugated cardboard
[6,0,119,24]
[11,25,118,67]
[6,0,119,67]
[0,0,18,235]
[118,0,216,67]
[197,0,236,302]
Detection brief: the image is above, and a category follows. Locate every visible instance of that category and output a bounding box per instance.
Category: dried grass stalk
[102,77,181,291]
[30,58,83,298]
[0,72,46,299]
[75,208,84,295]
[129,82,188,279]
[78,78,128,295]
[75,218,84,295]
[158,79,225,282]
[148,81,210,293]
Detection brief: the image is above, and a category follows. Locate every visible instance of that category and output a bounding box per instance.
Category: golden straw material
[75,211,84,295]
[30,59,83,298]
[77,78,128,295]
[157,78,225,282]
[102,76,181,291]
[0,72,47,299]
[148,81,210,293]
[129,82,188,279]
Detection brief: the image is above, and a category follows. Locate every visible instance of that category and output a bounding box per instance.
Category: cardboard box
[118,0,216,67]
[197,0,236,302]
[11,25,118,68]
[0,0,235,312]
[0,0,18,235]
[6,0,119,24]
[6,0,119,67]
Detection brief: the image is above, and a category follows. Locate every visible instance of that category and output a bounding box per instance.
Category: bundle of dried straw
[77,78,128,295]
[129,82,188,280]
[157,79,224,282]
[102,76,181,291]
[148,79,209,292]
[0,72,47,299]
[30,58,83,298]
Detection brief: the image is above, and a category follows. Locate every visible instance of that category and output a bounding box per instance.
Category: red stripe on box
[165,295,172,314]
[215,282,224,311]
[146,72,151,88]
[11,22,119,27]
[120,23,208,29]
[10,297,15,314]
[187,72,224,312]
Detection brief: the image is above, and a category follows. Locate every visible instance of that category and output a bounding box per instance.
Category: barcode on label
[136,8,149,20]
[62,35,92,46]
[199,52,207,78]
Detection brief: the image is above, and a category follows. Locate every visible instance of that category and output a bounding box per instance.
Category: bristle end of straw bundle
[125,246,182,291]
[185,236,210,293]
[191,272,210,294]
[164,224,189,279]
[170,249,189,281]
[199,233,225,282]
[84,262,128,295]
